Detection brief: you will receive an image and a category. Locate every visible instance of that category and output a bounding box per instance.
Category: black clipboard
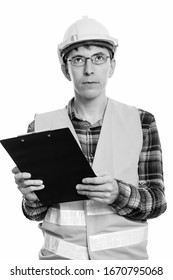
[0,128,96,205]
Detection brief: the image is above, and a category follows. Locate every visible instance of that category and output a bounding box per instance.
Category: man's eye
[73,57,84,63]
[95,55,104,61]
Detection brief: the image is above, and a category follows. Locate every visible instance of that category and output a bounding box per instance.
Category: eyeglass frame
[67,53,110,67]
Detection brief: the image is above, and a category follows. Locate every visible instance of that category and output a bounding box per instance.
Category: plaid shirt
[22,98,167,222]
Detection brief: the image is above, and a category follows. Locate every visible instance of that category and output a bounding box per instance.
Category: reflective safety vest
[35,98,148,260]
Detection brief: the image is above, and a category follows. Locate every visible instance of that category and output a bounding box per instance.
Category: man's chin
[78,92,101,101]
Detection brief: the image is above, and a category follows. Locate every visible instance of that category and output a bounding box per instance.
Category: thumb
[95,170,110,177]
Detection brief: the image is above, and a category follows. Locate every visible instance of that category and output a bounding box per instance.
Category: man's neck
[73,94,108,125]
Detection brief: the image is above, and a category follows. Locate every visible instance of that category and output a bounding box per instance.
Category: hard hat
[58,16,118,65]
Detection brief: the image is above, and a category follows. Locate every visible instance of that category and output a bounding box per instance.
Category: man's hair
[63,44,114,65]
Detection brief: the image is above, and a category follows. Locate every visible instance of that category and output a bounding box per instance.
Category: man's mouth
[82,81,99,84]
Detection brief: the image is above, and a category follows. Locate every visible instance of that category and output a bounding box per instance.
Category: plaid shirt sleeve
[22,198,48,221]
[110,109,167,221]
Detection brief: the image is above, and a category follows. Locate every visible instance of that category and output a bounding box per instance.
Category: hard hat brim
[61,39,117,54]
[58,39,118,63]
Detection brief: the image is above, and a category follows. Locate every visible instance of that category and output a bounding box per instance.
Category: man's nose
[83,58,94,75]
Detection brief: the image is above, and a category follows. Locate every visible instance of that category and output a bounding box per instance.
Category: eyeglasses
[68,53,110,67]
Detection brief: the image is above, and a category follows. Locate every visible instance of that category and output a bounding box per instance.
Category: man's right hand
[12,166,45,201]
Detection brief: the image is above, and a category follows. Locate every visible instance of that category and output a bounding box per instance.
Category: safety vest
[35,98,148,260]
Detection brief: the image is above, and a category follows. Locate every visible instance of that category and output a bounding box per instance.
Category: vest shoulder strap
[34,108,81,146]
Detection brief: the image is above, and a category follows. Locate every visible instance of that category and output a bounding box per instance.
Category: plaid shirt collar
[66,98,103,127]
[66,98,78,121]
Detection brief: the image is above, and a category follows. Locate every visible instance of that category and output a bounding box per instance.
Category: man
[12,16,167,260]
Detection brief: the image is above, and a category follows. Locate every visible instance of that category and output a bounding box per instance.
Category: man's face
[66,45,115,101]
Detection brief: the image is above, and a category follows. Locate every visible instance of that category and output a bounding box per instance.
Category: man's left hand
[76,172,119,204]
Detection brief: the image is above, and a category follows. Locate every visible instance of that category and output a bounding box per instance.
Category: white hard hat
[58,16,118,65]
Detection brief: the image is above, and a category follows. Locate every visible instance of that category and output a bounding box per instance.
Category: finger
[76,184,105,192]
[15,172,31,183]
[82,175,111,185]
[18,179,43,190]
[77,190,108,198]
[19,184,45,195]
[22,179,43,187]
[25,193,39,201]
[12,166,20,174]
[77,183,113,192]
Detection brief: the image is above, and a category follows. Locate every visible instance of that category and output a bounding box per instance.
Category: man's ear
[108,59,116,78]
[61,64,71,81]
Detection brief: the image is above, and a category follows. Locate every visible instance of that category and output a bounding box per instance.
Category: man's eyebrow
[70,55,84,58]
[71,52,107,58]
[93,52,107,55]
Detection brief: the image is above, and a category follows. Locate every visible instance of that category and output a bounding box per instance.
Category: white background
[0,0,172,272]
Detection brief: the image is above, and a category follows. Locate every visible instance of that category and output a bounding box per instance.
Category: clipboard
[0,128,96,205]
